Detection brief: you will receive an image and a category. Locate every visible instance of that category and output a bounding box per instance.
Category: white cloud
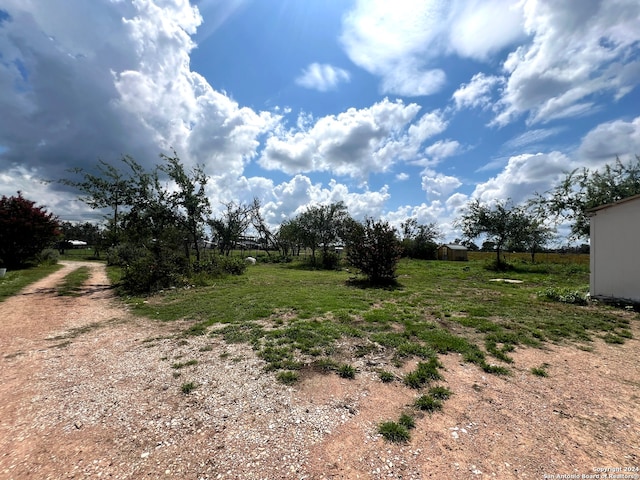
[295,63,350,92]
[452,73,503,110]
[472,152,570,204]
[341,0,524,97]
[421,171,462,198]
[503,127,565,151]
[424,140,461,162]
[259,98,444,179]
[0,0,276,200]
[493,0,640,126]
[578,116,640,166]
[447,0,525,61]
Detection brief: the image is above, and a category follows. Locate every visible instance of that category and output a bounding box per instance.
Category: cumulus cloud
[0,0,276,200]
[452,73,503,110]
[493,0,640,126]
[341,0,524,97]
[421,171,462,198]
[471,152,570,204]
[578,116,640,166]
[295,63,350,92]
[257,175,391,227]
[259,99,446,179]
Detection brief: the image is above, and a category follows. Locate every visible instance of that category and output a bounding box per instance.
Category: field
[122,253,631,385]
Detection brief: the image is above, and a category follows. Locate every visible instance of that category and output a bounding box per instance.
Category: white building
[589,194,640,303]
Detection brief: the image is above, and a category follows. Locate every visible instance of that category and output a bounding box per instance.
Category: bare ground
[0,261,638,479]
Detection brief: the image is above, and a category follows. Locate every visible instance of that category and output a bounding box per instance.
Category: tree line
[1,154,638,291]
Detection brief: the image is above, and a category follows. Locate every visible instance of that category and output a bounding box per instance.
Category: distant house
[437,244,468,261]
[589,194,640,303]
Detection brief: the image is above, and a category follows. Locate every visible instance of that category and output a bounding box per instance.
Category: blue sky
[1,0,640,242]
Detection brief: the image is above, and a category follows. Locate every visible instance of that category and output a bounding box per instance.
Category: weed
[531,365,549,377]
[398,413,416,430]
[378,421,411,443]
[378,370,395,383]
[181,382,197,394]
[414,394,443,412]
[337,364,356,379]
[199,345,213,352]
[57,266,91,296]
[276,371,299,385]
[428,385,453,400]
[171,359,198,369]
[404,359,442,389]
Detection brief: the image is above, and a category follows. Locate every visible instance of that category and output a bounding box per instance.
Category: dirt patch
[1,262,638,479]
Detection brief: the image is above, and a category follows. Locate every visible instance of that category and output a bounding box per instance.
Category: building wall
[590,196,640,302]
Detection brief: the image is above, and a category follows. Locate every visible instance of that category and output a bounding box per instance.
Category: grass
[113,254,636,410]
[0,263,63,302]
[378,421,411,443]
[57,266,91,296]
[181,382,197,394]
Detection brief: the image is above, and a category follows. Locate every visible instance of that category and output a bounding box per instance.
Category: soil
[1,261,638,479]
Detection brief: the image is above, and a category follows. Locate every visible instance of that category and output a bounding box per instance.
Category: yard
[0,254,638,478]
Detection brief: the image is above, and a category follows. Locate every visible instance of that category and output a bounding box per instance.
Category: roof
[587,193,640,214]
[440,244,468,251]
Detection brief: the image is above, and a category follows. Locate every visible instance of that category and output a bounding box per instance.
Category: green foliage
[530,365,549,377]
[537,156,640,239]
[37,248,60,266]
[378,421,411,443]
[337,364,356,379]
[276,370,299,385]
[400,219,440,260]
[404,359,443,389]
[181,382,197,394]
[457,199,548,266]
[538,287,589,305]
[398,413,416,430]
[378,370,395,382]
[428,385,453,400]
[294,202,351,267]
[414,394,443,412]
[0,193,60,269]
[345,218,402,285]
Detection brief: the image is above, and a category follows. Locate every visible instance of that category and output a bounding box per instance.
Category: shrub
[378,370,395,383]
[337,364,356,379]
[414,394,442,412]
[538,287,589,305]
[398,413,416,430]
[345,218,402,285]
[378,421,411,443]
[37,248,60,266]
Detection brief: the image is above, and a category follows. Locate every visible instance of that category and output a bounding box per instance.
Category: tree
[296,202,351,267]
[400,218,441,259]
[456,199,531,267]
[208,202,253,256]
[61,155,149,245]
[507,216,555,263]
[536,156,640,239]
[159,152,211,263]
[344,218,402,284]
[0,192,60,268]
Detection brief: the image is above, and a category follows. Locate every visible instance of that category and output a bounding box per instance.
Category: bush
[120,249,189,294]
[538,287,589,305]
[37,248,60,266]
[321,251,341,270]
[345,218,402,285]
[378,421,411,443]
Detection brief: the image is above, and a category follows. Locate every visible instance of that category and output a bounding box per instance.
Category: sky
[1,0,640,243]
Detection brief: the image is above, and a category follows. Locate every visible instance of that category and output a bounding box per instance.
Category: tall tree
[208,202,253,256]
[297,202,351,266]
[61,155,149,245]
[456,199,531,267]
[536,156,640,239]
[159,152,211,263]
[0,193,60,268]
[400,218,441,259]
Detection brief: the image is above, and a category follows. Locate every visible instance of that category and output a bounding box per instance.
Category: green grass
[378,421,411,443]
[115,255,636,401]
[0,263,63,302]
[57,266,91,296]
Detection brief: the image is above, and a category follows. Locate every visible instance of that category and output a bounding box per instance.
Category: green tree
[159,152,211,263]
[297,202,351,267]
[0,192,60,269]
[536,156,640,239]
[456,199,531,268]
[208,202,253,256]
[344,218,402,285]
[400,219,441,259]
[61,155,148,245]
